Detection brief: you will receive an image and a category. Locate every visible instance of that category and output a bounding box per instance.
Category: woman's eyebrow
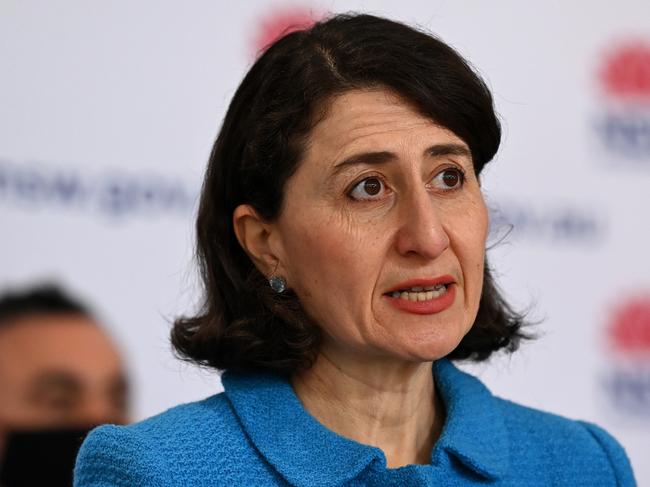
[331,143,471,176]
[331,151,396,176]
[426,143,471,159]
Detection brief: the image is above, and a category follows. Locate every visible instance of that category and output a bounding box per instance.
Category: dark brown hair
[172,13,529,374]
[0,284,91,326]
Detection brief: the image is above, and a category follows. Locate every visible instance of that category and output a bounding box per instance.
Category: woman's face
[273,89,488,364]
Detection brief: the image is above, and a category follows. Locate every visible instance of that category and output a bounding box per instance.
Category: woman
[75,13,636,486]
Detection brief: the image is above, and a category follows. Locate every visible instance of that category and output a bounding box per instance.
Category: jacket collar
[222,359,509,486]
[431,359,510,479]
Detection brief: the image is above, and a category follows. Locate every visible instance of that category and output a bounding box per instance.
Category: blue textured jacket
[74,359,636,486]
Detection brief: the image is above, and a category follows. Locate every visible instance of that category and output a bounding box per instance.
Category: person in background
[0,284,128,487]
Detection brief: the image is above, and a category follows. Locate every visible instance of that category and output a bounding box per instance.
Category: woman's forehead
[304,89,468,166]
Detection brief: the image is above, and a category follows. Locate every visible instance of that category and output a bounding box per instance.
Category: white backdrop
[1,0,649,483]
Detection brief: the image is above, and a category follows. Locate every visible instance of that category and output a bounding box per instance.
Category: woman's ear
[232,204,280,276]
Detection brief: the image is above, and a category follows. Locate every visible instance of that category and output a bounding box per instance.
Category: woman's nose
[394,188,450,259]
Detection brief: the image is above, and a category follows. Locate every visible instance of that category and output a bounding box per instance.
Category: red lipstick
[384,275,455,295]
[383,275,456,315]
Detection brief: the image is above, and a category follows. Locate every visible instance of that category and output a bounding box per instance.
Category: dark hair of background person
[172,13,530,374]
[0,285,91,326]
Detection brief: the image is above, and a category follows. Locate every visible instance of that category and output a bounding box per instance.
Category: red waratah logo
[599,41,650,99]
[252,8,321,55]
[605,294,650,354]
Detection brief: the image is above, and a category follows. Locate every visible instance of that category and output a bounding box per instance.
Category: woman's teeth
[389,284,447,301]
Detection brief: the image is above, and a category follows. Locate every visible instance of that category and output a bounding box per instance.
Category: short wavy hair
[172,13,529,374]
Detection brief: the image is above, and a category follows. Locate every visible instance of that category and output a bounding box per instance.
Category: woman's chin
[374,331,466,364]
[368,311,468,363]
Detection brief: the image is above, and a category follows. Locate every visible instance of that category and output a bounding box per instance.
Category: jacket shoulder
[494,397,636,486]
[577,420,637,486]
[122,391,238,440]
[74,393,259,486]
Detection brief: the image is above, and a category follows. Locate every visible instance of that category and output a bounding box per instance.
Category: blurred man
[0,285,128,487]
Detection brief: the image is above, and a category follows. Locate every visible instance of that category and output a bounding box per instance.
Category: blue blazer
[74,359,636,486]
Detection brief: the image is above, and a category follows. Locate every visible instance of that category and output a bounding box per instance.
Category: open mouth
[385,283,449,302]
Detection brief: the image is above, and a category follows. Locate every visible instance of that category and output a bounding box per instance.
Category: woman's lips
[383,275,455,295]
[384,283,456,315]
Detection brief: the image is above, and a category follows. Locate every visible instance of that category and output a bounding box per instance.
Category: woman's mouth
[388,283,448,302]
[383,282,456,315]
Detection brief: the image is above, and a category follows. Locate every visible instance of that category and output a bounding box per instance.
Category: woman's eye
[431,168,465,190]
[349,177,386,201]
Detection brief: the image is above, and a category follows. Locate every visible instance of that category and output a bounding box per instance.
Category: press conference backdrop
[1,0,649,482]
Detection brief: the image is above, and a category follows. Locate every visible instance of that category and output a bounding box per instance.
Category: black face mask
[0,427,92,487]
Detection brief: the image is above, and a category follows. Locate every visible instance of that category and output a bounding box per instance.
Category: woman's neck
[291,349,445,468]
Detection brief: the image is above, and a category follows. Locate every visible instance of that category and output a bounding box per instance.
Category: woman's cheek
[293,213,382,308]
[463,197,488,313]
[283,213,353,288]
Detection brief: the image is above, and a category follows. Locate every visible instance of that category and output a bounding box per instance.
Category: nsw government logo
[593,40,650,162]
[600,294,650,418]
